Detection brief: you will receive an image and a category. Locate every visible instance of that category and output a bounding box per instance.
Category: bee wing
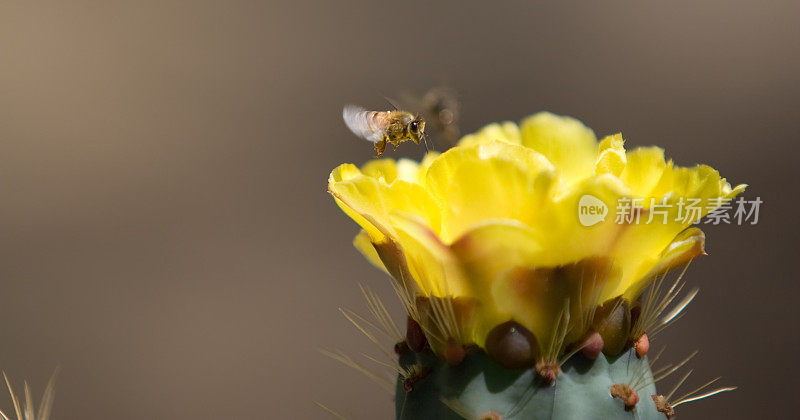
[343,105,383,143]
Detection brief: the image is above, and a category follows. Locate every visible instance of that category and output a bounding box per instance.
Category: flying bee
[342,105,426,157]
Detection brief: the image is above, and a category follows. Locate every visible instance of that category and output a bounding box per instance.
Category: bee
[343,105,426,157]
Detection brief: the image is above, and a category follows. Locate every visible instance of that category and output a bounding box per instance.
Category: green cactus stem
[396,347,662,420]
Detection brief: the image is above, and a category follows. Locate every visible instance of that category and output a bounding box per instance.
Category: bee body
[343,105,425,156]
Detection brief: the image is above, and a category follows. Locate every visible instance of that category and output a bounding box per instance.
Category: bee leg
[374,140,386,157]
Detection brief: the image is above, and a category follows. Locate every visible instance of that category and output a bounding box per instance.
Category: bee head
[407,116,426,144]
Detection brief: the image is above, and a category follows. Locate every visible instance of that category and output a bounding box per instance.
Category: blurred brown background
[0,1,797,418]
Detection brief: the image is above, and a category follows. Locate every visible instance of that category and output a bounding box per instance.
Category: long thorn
[673,386,737,407]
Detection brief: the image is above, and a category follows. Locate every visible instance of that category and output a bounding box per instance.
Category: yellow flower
[329,112,745,354]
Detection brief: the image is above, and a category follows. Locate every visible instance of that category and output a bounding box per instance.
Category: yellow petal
[605,163,745,300]
[652,165,745,220]
[603,204,692,300]
[352,230,389,274]
[449,221,545,345]
[396,159,422,183]
[621,147,668,198]
[457,121,521,147]
[595,133,627,177]
[388,212,469,298]
[622,227,706,301]
[425,140,555,242]
[328,164,442,242]
[360,158,421,184]
[331,185,386,242]
[330,163,362,182]
[360,159,399,183]
[520,112,598,186]
[491,257,621,348]
[416,151,440,186]
[534,174,630,266]
[451,220,545,290]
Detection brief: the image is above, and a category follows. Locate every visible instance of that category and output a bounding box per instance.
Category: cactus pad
[396,347,662,419]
